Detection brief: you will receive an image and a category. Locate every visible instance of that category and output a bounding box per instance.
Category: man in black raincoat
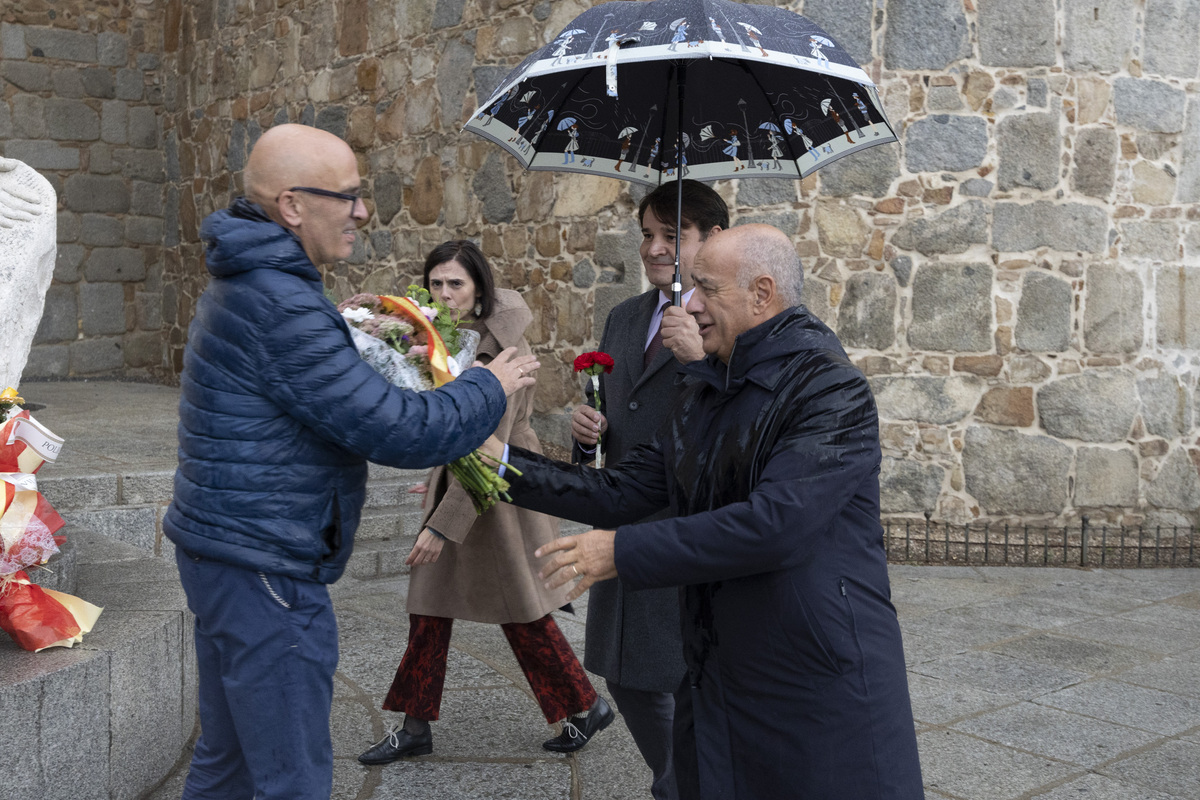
[486,224,924,799]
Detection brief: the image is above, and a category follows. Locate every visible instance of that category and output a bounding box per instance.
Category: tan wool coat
[406,288,570,624]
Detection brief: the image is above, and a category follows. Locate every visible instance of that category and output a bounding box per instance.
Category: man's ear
[277,191,303,228]
[751,274,776,311]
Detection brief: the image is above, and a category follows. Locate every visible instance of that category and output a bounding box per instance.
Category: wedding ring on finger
[571,564,579,577]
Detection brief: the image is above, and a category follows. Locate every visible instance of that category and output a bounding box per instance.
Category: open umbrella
[464,0,896,304]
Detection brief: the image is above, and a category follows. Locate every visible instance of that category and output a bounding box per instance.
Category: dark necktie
[643,301,669,370]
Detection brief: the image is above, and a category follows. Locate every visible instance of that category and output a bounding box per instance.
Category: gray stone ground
[17,381,1200,800]
[144,557,1200,800]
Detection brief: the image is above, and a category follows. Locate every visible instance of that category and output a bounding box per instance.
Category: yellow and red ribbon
[379,295,455,387]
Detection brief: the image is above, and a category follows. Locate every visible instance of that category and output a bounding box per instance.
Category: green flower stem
[447,449,521,515]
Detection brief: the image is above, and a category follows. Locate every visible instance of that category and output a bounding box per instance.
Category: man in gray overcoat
[570,180,728,800]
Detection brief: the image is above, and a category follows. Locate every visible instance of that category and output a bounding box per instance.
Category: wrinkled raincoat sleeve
[616,367,878,589]
[254,287,507,469]
[505,438,671,528]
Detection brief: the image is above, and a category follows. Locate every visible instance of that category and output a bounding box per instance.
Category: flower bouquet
[574,352,614,468]
[0,388,103,652]
[338,287,518,514]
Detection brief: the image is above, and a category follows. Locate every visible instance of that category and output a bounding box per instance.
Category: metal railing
[884,514,1198,568]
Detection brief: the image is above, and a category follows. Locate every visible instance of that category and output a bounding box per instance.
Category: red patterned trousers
[382,613,597,724]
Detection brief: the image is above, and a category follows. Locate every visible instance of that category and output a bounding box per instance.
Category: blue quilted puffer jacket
[163,199,507,583]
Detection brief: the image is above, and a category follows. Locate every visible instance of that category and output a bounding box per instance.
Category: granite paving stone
[889,574,1002,612]
[1038,678,1200,734]
[1112,602,1200,636]
[952,701,1159,767]
[332,609,414,698]
[966,595,1105,630]
[906,671,1017,725]
[1111,568,1200,589]
[891,598,954,621]
[911,651,1089,697]
[1067,615,1200,656]
[999,581,1152,617]
[1099,739,1200,798]
[571,715,658,800]
[900,631,973,666]
[1028,771,1183,800]
[917,729,1080,800]
[373,761,572,800]
[899,605,1032,648]
[1113,656,1200,698]
[409,687,568,759]
[1175,645,1200,663]
[889,564,984,580]
[985,632,1155,676]
[332,696,386,761]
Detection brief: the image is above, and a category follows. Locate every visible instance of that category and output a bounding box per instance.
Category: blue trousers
[176,549,339,800]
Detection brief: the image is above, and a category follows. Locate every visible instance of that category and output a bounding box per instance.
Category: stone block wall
[7,0,1200,526]
[1,2,170,380]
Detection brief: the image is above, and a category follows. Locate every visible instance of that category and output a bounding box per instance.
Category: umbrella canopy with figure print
[464,0,896,302]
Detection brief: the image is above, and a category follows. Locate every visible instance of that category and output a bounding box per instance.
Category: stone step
[0,526,196,800]
[40,468,429,512]
[35,465,433,558]
[345,533,419,580]
[25,535,79,595]
[356,505,426,541]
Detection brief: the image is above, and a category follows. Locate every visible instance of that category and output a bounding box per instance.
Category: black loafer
[357,726,433,765]
[542,697,614,753]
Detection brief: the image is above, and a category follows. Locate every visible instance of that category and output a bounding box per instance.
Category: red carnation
[574,351,615,375]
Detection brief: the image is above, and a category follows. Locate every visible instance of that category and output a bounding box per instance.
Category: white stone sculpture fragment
[0,157,57,390]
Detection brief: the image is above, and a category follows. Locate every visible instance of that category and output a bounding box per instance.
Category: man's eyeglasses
[288,186,366,204]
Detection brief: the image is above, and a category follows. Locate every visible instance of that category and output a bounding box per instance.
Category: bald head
[245,124,359,219]
[244,124,367,265]
[715,224,804,310]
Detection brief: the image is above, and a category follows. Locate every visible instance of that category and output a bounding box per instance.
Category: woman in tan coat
[359,240,612,766]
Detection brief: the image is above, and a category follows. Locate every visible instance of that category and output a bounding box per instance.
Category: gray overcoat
[572,288,688,692]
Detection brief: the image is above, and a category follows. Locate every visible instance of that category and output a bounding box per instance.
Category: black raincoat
[507,307,924,800]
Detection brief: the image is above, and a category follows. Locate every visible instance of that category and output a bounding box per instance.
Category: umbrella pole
[673,62,686,307]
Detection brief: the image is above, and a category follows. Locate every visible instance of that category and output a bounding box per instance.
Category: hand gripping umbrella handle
[672,62,687,307]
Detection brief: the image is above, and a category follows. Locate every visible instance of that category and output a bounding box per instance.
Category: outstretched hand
[535,529,618,601]
[482,347,539,397]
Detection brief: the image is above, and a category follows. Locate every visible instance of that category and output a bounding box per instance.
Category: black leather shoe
[542,697,614,753]
[357,726,433,765]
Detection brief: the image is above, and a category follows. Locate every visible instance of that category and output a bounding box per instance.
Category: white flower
[419,305,439,322]
[446,355,462,378]
[342,307,374,324]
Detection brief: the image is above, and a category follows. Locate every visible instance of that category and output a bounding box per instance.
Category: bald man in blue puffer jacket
[163,124,539,800]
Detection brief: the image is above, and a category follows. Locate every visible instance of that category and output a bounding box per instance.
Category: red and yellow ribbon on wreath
[379,295,455,388]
